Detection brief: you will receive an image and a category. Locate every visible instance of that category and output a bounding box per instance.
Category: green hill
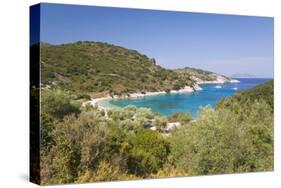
[217,80,274,112]
[40,41,230,98]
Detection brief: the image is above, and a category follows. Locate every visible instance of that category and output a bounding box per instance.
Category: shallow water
[101,78,271,117]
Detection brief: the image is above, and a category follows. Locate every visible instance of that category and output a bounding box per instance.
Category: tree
[40,112,55,155]
[126,129,170,176]
[154,116,168,131]
[168,112,192,124]
[170,102,273,175]
[40,110,128,184]
[76,161,136,182]
[41,89,80,119]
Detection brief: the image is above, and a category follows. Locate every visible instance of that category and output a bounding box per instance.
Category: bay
[101,78,271,117]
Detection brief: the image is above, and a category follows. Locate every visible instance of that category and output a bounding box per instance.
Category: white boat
[232,82,238,90]
[215,85,222,89]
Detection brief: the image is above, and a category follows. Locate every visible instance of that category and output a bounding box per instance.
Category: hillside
[40,41,232,98]
[39,42,273,184]
[216,80,274,111]
[174,67,231,83]
[40,71,274,185]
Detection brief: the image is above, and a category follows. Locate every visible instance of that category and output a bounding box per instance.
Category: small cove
[100,78,271,117]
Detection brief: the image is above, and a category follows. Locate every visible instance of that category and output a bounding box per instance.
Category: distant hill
[40,41,232,98]
[231,73,257,78]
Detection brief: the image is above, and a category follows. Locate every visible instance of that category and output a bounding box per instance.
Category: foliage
[41,89,81,119]
[40,110,126,184]
[39,73,274,184]
[107,105,157,132]
[154,157,187,177]
[170,99,273,175]
[40,112,55,155]
[76,161,138,183]
[168,112,192,124]
[126,129,170,176]
[40,41,225,98]
[40,104,171,184]
[217,80,273,112]
[154,115,168,131]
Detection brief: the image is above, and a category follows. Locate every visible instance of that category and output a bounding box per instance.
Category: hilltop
[40,41,234,98]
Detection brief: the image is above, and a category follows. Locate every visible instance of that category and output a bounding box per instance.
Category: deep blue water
[101,78,272,117]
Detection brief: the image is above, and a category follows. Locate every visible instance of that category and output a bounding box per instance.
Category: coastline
[197,76,240,84]
[83,85,201,111]
[84,78,240,111]
[198,79,240,84]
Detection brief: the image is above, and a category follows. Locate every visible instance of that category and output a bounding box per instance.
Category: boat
[215,85,222,89]
[232,82,238,90]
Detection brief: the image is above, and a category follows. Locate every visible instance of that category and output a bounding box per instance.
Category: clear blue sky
[39,3,274,78]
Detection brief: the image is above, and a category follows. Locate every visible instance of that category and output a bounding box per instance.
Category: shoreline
[84,79,240,111]
[83,85,201,111]
[197,78,240,84]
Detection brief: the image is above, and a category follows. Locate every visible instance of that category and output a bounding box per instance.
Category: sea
[100,78,272,117]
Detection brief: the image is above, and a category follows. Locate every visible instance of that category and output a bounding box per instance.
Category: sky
[38,3,274,78]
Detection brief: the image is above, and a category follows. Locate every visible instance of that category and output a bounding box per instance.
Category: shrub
[154,116,168,131]
[40,112,55,155]
[127,129,170,176]
[41,89,80,119]
[76,161,137,182]
[40,110,127,184]
[170,102,273,175]
[168,112,192,124]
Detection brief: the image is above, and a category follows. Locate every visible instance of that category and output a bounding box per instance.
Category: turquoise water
[101,78,271,117]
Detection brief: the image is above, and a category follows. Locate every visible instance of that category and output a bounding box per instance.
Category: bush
[126,129,170,176]
[154,116,168,131]
[108,105,136,121]
[39,81,274,184]
[40,110,127,184]
[40,112,55,155]
[168,112,192,124]
[170,102,273,175]
[172,82,183,90]
[76,161,137,182]
[41,89,80,119]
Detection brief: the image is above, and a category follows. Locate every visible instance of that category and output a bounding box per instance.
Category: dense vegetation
[40,81,273,185]
[38,41,273,184]
[40,41,228,98]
